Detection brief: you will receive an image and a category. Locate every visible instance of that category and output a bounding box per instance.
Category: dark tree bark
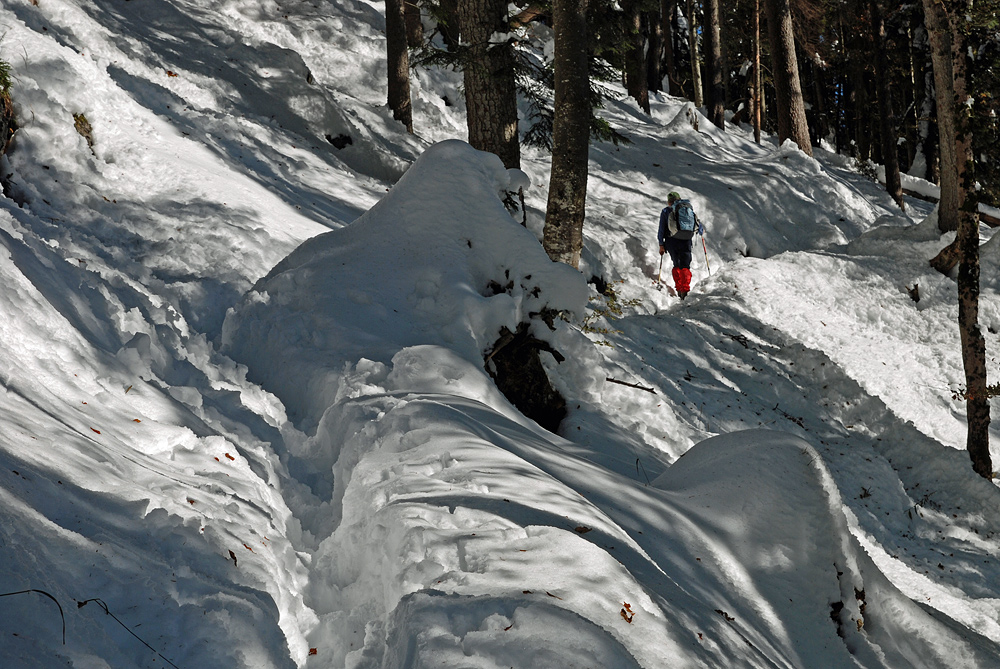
[705,0,726,130]
[836,12,851,153]
[905,22,921,172]
[871,0,904,210]
[753,0,762,143]
[386,0,414,132]
[404,0,424,46]
[662,0,678,94]
[764,0,812,155]
[438,0,461,51]
[705,0,725,128]
[923,0,960,233]
[543,0,591,268]
[624,0,651,113]
[923,0,991,479]
[810,61,829,145]
[486,324,567,432]
[647,12,663,93]
[851,62,872,161]
[458,0,520,168]
[687,0,704,107]
[720,6,730,105]
[919,61,941,184]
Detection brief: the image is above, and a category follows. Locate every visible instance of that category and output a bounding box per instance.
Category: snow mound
[653,430,999,668]
[223,139,588,427]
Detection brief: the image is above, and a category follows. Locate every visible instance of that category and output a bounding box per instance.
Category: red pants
[672,267,692,293]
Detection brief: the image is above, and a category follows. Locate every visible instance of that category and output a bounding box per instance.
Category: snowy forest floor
[1,1,1000,667]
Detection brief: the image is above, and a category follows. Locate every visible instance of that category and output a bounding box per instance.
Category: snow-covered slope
[1,1,999,667]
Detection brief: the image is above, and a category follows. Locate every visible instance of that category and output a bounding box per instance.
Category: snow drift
[222,139,588,428]
[223,141,999,667]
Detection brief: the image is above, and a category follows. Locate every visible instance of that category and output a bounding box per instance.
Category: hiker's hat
[668,191,681,201]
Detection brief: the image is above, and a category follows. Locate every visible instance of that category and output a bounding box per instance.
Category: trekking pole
[699,223,711,276]
[700,234,711,275]
[655,254,664,288]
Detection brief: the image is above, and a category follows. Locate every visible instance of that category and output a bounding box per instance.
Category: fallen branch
[725,332,749,348]
[0,589,65,644]
[79,598,180,669]
[900,187,1000,227]
[606,377,656,394]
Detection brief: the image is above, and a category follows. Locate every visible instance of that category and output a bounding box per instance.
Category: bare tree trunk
[458,0,520,168]
[662,0,678,94]
[439,0,461,51]
[386,0,414,132]
[921,66,941,184]
[624,0,651,112]
[687,0,703,107]
[648,12,663,93]
[764,0,812,155]
[404,1,424,46]
[543,0,591,268]
[720,8,730,106]
[923,0,959,232]
[923,0,991,478]
[753,0,762,143]
[905,23,920,171]
[705,0,725,128]
[871,0,904,210]
[851,62,872,161]
[811,63,829,145]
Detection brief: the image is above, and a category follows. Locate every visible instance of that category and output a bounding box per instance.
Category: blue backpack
[668,199,697,240]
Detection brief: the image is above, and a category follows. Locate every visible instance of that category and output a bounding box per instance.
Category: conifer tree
[705,0,725,128]
[458,0,521,168]
[687,0,704,107]
[386,0,414,132]
[543,0,592,267]
[623,0,651,112]
[871,0,903,210]
[763,0,811,155]
[923,0,991,478]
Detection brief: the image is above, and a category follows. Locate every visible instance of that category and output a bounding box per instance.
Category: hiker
[657,191,699,299]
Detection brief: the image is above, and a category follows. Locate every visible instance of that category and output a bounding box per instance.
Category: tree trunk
[404,0,424,47]
[851,62,872,161]
[922,0,960,232]
[386,0,414,132]
[837,13,850,153]
[648,12,663,93]
[662,0,678,95]
[720,7,730,106]
[871,0,904,210]
[753,0,762,143]
[922,0,991,478]
[705,0,725,128]
[624,0,651,113]
[764,0,812,155]
[458,0,521,168]
[957,192,991,478]
[687,0,703,107]
[543,0,591,268]
[920,63,941,184]
[905,23,920,172]
[811,62,829,145]
[439,0,461,51]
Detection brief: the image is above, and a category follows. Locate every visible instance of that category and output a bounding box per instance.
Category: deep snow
[1,0,1000,667]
